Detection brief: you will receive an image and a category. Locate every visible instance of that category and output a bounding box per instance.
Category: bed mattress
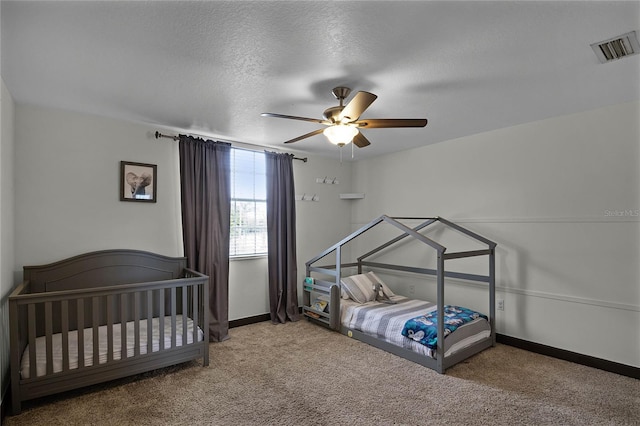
[340,296,491,359]
[21,316,204,379]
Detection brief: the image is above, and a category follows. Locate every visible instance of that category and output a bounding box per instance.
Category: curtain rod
[154,131,308,162]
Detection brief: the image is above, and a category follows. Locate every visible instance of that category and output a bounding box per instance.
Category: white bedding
[340,296,491,359]
[21,316,204,379]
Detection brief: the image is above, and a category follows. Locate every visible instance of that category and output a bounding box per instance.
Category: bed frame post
[489,248,496,347]
[335,245,342,286]
[436,252,445,374]
[334,246,343,331]
[329,284,341,331]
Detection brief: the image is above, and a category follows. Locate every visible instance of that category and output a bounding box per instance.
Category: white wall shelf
[339,193,365,200]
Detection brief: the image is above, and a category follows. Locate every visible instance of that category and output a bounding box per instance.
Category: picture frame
[120,161,157,203]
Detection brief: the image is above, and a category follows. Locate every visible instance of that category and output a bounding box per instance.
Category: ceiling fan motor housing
[323,105,344,123]
[323,86,352,123]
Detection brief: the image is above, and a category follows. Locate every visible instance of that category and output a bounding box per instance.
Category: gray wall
[14,105,184,262]
[12,104,353,322]
[0,77,15,407]
[351,101,640,368]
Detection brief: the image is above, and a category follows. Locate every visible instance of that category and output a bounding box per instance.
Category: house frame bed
[9,249,209,414]
[303,215,497,374]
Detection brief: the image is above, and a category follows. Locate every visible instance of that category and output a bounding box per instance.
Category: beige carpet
[5,320,639,425]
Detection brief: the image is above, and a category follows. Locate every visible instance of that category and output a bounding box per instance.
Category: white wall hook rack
[316,176,339,185]
[295,193,320,202]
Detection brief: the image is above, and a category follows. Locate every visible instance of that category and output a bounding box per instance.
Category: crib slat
[182,285,188,346]
[92,297,100,367]
[192,284,199,344]
[106,295,113,362]
[134,292,140,356]
[121,293,127,360]
[171,287,177,348]
[189,285,198,343]
[77,299,84,368]
[28,304,37,378]
[61,300,69,371]
[159,289,165,351]
[146,290,153,354]
[45,302,53,375]
[200,283,204,339]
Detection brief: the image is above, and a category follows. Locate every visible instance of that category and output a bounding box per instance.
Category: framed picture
[120,161,157,203]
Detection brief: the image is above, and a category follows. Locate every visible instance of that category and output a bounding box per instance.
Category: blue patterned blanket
[401,305,488,349]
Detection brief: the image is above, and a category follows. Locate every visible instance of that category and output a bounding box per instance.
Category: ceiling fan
[261,86,428,148]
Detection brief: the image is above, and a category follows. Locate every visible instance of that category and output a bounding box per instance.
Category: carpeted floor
[4,320,640,425]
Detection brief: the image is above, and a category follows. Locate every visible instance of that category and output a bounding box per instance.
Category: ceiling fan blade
[283,128,325,144]
[261,112,329,125]
[338,91,378,122]
[352,132,371,148]
[355,118,428,128]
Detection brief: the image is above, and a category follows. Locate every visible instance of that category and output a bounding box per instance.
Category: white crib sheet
[21,316,204,379]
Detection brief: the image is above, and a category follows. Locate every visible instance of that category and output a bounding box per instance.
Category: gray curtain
[179,135,231,342]
[265,152,300,323]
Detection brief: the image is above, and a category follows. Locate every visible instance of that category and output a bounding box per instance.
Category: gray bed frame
[8,249,209,414]
[303,215,497,374]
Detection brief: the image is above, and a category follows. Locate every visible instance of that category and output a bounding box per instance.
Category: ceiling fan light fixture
[323,125,358,146]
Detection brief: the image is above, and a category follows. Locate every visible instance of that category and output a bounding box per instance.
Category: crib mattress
[21,316,204,379]
[340,296,491,359]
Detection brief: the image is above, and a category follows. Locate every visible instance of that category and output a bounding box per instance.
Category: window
[230,149,267,257]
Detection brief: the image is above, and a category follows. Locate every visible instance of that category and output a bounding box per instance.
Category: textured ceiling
[2,1,639,160]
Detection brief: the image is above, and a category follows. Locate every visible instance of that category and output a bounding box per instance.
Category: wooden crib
[9,249,209,414]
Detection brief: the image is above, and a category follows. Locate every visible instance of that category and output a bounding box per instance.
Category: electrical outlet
[497,299,504,311]
[408,284,415,295]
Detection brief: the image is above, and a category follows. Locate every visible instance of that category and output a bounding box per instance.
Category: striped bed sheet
[21,316,204,379]
[340,296,491,359]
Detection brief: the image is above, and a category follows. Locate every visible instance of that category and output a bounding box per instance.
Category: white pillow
[340,271,395,303]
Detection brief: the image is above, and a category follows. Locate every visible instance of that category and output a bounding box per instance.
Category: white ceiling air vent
[591,31,640,63]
